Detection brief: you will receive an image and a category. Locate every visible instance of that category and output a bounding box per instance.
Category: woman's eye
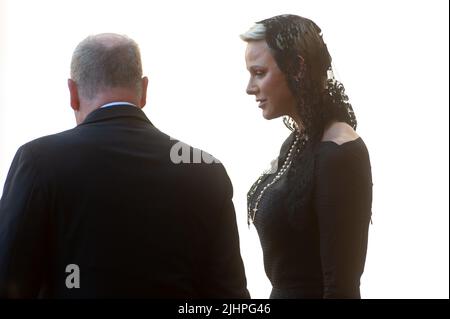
[255,70,265,76]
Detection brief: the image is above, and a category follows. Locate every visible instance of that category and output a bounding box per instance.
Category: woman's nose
[246,80,258,95]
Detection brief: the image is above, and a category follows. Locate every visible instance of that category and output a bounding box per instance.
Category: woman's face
[245,40,297,120]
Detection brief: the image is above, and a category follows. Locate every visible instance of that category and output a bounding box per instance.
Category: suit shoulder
[166,135,223,166]
[167,137,231,189]
[15,128,79,166]
[22,128,78,148]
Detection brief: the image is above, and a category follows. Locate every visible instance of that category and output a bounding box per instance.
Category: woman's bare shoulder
[321,122,360,146]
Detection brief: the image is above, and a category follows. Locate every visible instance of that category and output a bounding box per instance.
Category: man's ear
[68,79,80,111]
[138,76,149,109]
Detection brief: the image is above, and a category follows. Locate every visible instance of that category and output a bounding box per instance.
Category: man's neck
[75,89,142,125]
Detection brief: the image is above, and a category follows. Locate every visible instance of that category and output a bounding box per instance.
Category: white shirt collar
[100,102,138,109]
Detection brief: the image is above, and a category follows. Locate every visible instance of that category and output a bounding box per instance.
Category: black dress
[250,133,372,298]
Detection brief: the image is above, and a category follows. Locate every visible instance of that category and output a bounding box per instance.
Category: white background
[0,0,448,298]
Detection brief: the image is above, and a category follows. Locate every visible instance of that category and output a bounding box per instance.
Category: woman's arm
[314,143,372,298]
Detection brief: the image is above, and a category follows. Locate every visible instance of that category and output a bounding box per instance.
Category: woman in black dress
[241,14,373,298]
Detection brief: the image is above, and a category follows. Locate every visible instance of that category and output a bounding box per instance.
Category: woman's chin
[262,109,273,120]
[262,110,280,120]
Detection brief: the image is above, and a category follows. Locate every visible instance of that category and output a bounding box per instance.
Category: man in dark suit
[0,33,249,298]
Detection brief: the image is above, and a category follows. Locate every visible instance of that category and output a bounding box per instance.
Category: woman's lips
[258,100,267,108]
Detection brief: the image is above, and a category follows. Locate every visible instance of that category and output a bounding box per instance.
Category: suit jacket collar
[78,105,154,127]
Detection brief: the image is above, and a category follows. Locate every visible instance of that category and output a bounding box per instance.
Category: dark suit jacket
[0,105,249,298]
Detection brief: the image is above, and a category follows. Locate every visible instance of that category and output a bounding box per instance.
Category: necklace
[247,132,305,226]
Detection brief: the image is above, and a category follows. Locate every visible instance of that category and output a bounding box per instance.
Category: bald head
[68,33,148,124]
[89,33,131,47]
[70,33,144,100]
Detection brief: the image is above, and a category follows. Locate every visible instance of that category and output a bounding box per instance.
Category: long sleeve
[0,144,51,298]
[314,143,372,298]
[197,165,250,299]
